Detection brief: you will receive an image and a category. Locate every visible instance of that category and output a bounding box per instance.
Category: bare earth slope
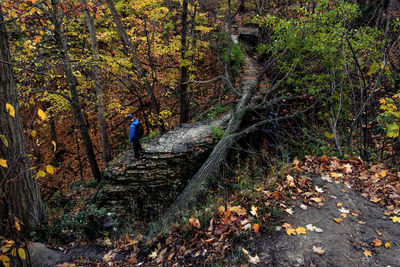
[252,174,400,267]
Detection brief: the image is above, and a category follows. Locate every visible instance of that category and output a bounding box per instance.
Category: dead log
[161,58,259,230]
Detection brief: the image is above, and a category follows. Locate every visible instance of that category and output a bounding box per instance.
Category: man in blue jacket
[127,114,143,159]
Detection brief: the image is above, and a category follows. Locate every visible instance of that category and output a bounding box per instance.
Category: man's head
[126,114,133,122]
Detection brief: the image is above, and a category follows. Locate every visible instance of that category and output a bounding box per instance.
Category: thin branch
[28,89,72,103]
[0,59,49,76]
[186,75,242,97]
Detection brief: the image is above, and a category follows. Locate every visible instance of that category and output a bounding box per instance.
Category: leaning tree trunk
[51,0,102,181]
[162,58,258,230]
[0,8,45,234]
[81,0,112,163]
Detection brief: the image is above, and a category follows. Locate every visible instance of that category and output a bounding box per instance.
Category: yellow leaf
[229,206,247,216]
[390,216,400,223]
[286,228,297,236]
[379,170,387,178]
[18,247,26,260]
[15,221,21,231]
[336,202,343,207]
[2,255,10,267]
[340,213,347,218]
[0,135,8,147]
[11,248,16,257]
[370,196,381,203]
[324,132,335,138]
[0,159,8,168]
[373,238,382,247]
[385,242,391,248]
[296,227,306,235]
[6,103,15,117]
[30,130,37,137]
[37,109,48,121]
[46,165,54,175]
[36,170,46,179]
[52,141,57,152]
[363,250,372,257]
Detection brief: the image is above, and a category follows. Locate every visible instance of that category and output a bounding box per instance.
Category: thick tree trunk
[162,58,258,229]
[0,8,45,234]
[51,0,102,181]
[81,0,112,163]
[179,0,190,124]
[105,0,164,132]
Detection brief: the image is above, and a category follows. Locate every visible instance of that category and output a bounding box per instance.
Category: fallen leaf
[313,246,325,254]
[340,213,347,218]
[296,227,306,235]
[252,223,260,233]
[282,223,292,229]
[363,250,372,257]
[167,253,175,261]
[390,216,400,223]
[370,196,382,203]
[189,216,200,229]
[338,207,349,214]
[358,221,366,225]
[310,197,323,203]
[315,186,324,193]
[250,206,258,216]
[229,206,247,216]
[385,242,391,248]
[337,202,343,208]
[333,217,342,224]
[249,254,260,264]
[218,206,225,214]
[285,208,294,215]
[299,204,308,210]
[372,238,382,247]
[242,248,249,255]
[376,230,382,236]
[286,228,297,236]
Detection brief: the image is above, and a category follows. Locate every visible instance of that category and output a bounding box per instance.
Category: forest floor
[252,170,400,266]
[27,155,400,267]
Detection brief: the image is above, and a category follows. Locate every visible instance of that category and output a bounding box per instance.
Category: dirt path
[251,174,400,266]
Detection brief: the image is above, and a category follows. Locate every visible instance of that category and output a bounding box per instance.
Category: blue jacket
[129,119,139,142]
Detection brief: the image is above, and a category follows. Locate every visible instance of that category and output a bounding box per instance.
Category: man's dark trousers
[132,138,142,159]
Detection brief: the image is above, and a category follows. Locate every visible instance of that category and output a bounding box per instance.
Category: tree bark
[162,58,258,230]
[51,0,102,181]
[0,8,45,234]
[80,0,112,163]
[226,0,232,79]
[179,0,190,123]
[105,0,164,132]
